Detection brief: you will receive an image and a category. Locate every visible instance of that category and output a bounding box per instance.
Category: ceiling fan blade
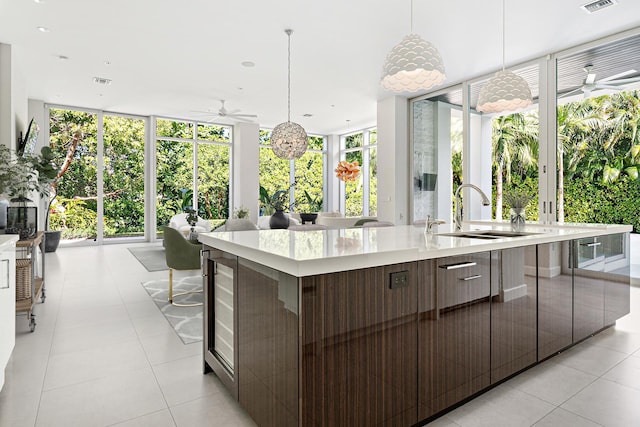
[595,84,630,90]
[559,88,584,98]
[599,69,638,83]
[601,77,640,86]
[228,113,258,118]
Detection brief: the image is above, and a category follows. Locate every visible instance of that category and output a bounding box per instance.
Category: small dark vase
[269,211,289,229]
[299,213,318,224]
[44,230,62,252]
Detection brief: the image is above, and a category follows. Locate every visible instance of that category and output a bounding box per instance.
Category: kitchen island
[199,222,632,427]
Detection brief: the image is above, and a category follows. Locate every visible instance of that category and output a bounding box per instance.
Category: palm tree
[492,112,538,219]
[556,98,604,222]
[599,90,640,182]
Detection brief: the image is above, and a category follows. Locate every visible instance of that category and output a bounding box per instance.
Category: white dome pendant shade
[381,34,446,92]
[380,0,446,93]
[271,29,308,160]
[476,70,532,113]
[476,0,532,114]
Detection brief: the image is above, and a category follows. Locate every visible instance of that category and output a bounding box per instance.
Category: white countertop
[0,235,19,251]
[198,222,632,277]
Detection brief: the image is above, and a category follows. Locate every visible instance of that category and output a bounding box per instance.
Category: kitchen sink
[438,230,541,239]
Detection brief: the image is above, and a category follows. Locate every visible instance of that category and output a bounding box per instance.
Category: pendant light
[271,29,308,160]
[381,0,446,92]
[476,0,532,113]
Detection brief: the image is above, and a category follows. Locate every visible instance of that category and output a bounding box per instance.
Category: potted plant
[267,189,290,229]
[299,190,323,224]
[26,146,62,251]
[503,190,533,229]
[233,206,249,219]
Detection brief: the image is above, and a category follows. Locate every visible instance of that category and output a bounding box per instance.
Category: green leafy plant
[233,206,249,219]
[503,190,533,210]
[259,185,293,215]
[270,190,289,212]
[302,190,323,213]
[184,207,198,227]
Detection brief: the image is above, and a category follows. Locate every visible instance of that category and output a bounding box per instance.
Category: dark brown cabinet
[301,262,418,427]
[203,231,631,427]
[490,247,537,382]
[537,242,573,360]
[602,233,631,326]
[573,237,606,342]
[418,253,491,419]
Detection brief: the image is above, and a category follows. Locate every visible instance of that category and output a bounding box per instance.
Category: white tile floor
[0,242,638,427]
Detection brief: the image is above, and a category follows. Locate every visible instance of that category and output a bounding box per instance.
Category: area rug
[129,246,168,271]
[141,275,203,344]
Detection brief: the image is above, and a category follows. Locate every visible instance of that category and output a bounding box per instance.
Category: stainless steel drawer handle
[580,242,601,247]
[460,274,482,281]
[440,261,477,270]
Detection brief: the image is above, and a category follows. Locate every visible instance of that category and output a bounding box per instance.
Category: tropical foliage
[490,90,640,231]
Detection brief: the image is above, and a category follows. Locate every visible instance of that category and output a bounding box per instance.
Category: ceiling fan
[560,65,640,99]
[191,100,258,122]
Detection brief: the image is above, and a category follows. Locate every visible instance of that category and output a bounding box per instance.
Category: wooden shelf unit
[15,232,46,332]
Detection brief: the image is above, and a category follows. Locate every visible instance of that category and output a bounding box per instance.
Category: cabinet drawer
[437,253,490,308]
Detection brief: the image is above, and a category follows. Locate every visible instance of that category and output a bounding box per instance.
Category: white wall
[377,96,409,224]
[232,122,259,221]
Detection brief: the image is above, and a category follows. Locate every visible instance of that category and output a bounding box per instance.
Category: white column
[326,134,340,212]
[232,122,259,222]
[377,96,409,224]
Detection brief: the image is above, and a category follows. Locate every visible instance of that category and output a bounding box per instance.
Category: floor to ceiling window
[48,107,147,243]
[155,118,231,235]
[470,63,540,223]
[259,129,326,214]
[555,33,640,232]
[340,127,376,217]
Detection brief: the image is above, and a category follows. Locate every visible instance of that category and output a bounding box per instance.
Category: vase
[269,211,289,229]
[299,213,318,224]
[510,208,526,230]
[44,230,62,252]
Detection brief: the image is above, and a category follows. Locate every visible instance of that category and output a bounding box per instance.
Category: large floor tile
[109,409,176,427]
[552,341,628,376]
[50,317,139,356]
[507,360,597,405]
[602,354,640,391]
[43,339,150,391]
[0,389,40,427]
[588,327,640,354]
[425,416,462,426]
[170,393,257,427]
[561,378,640,427]
[532,407,603,427]
[36,368,167,427]
[140,331,201,366]
[152,355,223,407]
[446,384,555,427]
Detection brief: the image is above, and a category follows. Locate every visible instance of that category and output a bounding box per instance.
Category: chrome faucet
[425,215,445,234]
[454,184,490,230]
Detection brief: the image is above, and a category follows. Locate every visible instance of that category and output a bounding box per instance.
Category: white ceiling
[1,0,640,135]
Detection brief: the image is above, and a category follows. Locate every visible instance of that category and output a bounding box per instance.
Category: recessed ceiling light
[93,76,112,85]
[34,0,45,3]
[37,26,50,32]
[241,61,255,68]
[303,113,313,117]
[57,55,69,61]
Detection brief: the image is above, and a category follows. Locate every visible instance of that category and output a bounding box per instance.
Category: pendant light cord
[286,29,292,123]
[502,0,505,71]
[410,0,414,33]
